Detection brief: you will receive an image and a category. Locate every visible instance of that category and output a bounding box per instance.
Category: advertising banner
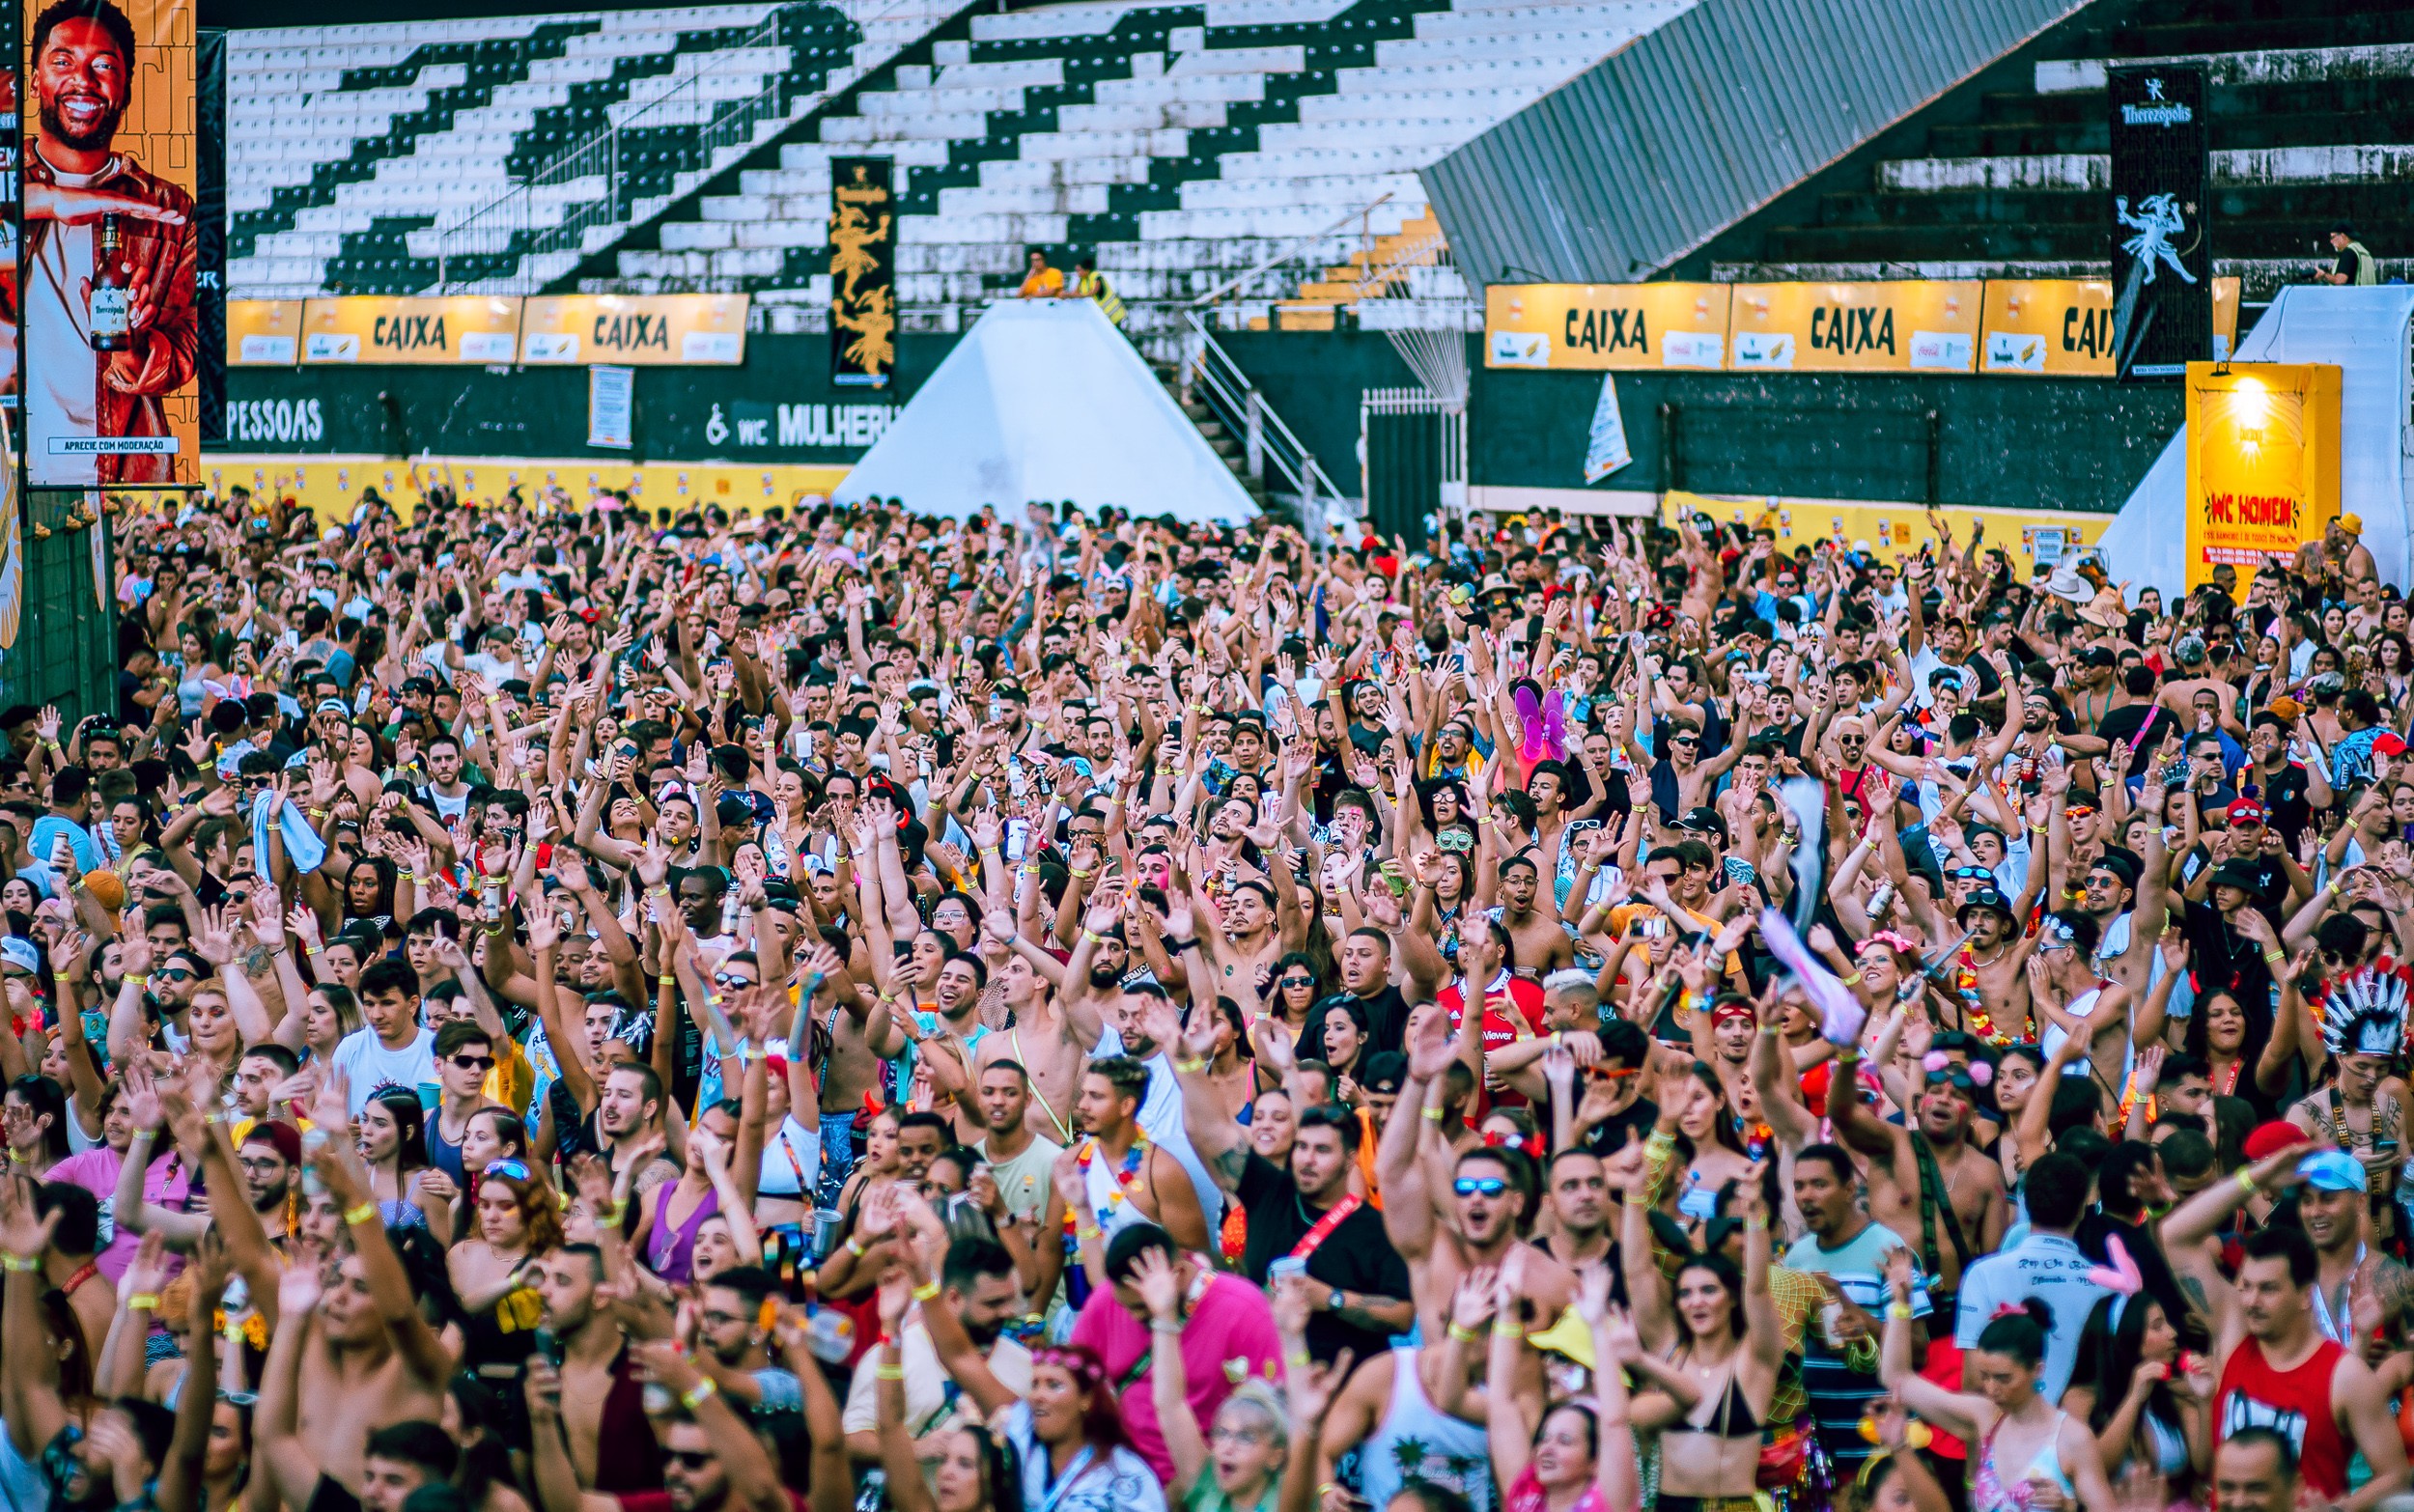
[1979,280,2115,376]
[587,365,632,449]
[2109,65,2211,378]
[2184,361,2340,590]
[24,0,198,486]
[1727,282,1981,373]
[828,156,893,388]
[226,298,302,365]
[1483,283,1729,370]
[520,293,747,365]
[299,295,520,365]
[196,27,221,443]
[0,4,17,425]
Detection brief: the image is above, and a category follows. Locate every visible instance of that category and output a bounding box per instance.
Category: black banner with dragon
[829,157,895,388]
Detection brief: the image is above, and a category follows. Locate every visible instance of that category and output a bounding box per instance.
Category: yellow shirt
[1018,267,1064,297]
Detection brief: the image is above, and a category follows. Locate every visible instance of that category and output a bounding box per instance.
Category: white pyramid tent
[833,298,1258,521]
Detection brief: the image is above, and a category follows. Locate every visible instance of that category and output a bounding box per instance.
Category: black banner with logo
[828,156,894,388]
[198,30,227,444]
[2108,64,2210,380]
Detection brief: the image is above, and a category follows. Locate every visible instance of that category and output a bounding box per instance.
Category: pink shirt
[48,1145,199,1283]
[1069,1269,1283,1484]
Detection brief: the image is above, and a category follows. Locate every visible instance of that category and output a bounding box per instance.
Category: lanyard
[1013,1028,1077,1143]
[2313,1246,2366,1344]
[1290,1194,1361,1262]
[1033,1447,1098,1512]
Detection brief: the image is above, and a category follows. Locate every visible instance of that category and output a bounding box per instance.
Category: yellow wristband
[1446,1323,1482,1345]
[344,1202,379,1227]
[1887,1302,1914,1321]
[912,1280,941,1302]
[127,1293,161,1310]
[874,1363,905,1382]
[679,1378,717,1410]
[0,1254,37,1274]
[2235,1167,2260,1196]
[124,973,148,986]
[1421,1106,1444,1122]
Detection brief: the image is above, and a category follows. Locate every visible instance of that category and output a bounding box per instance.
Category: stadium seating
[1697,0,2414,298]
[226,0,961,298]
[608,0,1693,347]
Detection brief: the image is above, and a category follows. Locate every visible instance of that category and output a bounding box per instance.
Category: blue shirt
[28,816,98,876]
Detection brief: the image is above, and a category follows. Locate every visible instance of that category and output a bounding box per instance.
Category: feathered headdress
[2318,966,2414,1060]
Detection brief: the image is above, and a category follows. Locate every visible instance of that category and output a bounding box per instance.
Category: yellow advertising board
[1979,281,2115,376]
[1727,282,1980,374]
[1483,284,1729,371]
[299,296,522,365]
[1662,491,2107,567]
[519,294,749,366]
[2183,362,2341,591]
[227,301,307,366]
[203,453,852,524]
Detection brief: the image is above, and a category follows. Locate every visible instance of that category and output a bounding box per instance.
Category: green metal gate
[1,491,119,722]
[1360,387,1465,547]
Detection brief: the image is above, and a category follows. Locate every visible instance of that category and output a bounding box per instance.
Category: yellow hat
[80,869,125,912]
[1526,1305,1595,1369]
[2339,514,2364,536]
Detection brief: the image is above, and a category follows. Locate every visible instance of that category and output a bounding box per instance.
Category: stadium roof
[1419,0,2090,289]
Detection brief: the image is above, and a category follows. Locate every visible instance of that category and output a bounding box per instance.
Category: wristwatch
[1332,1289,1351,1312]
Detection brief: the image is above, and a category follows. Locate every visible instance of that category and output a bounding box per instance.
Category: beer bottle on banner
[91,214,132,351]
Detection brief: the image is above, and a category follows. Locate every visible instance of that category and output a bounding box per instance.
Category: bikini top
[1664,1372,1762,1439]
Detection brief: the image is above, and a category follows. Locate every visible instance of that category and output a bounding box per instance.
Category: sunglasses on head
[1950,866,1994,881]
[484,1160,531,1181]
[1454,1176,1509,1197]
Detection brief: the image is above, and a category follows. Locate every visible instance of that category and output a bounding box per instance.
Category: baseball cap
[0,938,38,976]
[2298,1149,2368,1192]
[1956,886,2014,924]
[2227,798,2266,826]
[1358,1051,1408,1097]
[2241,1121,2307,1162]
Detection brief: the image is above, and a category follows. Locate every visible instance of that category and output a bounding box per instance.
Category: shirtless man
[1049,1055,1209,1270]
[1828,1040,2007,1315]
[1379,1015,1576,1340]
[2028,910,2133,1112]
[984,902,1116,1138]
[1192,871,1300,1006]
[1494,854,1575,978]
[264,1148,452,1492]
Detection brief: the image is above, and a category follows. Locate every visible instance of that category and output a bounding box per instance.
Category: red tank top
[2217,1335,2350,1497]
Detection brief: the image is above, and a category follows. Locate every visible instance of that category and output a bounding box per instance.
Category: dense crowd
[0,489,2407,1512]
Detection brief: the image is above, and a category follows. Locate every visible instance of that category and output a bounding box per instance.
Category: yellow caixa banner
[1729,282,1981,373]
[203,453,852,523]
[1663,490,2107,566]
[227,301,306,366]
[1484,284,1729,371]
[2185,362,2341,591]
[299,296,522,365]
[1979,281,2116,375]
[519,294,749,366]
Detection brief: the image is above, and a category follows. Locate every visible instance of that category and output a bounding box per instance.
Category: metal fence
[1181,310,1349,517]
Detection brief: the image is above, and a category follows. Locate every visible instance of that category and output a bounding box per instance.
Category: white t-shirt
[331,1025,438,1115]
[1952,1231,2108,1401]
[841,1315,1031,1437]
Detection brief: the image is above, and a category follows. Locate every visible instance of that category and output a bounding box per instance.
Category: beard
[1087,962,1122,991]
[40,90,126,154]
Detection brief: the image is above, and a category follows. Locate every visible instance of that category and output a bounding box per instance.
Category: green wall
[222,332,961,465]
[1214,330,1421,498]
[2,494,119,724]
[1474,365,2183,513]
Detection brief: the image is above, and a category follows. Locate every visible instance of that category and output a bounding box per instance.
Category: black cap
[1675,806,1728,844]
[1358,1051,1408,1096]
[2209,858,2267,895]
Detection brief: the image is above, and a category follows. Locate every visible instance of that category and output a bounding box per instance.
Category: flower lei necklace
[1069,1134,1150,1229]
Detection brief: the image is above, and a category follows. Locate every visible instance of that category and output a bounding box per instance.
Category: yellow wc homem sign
[2184,362,2342,592]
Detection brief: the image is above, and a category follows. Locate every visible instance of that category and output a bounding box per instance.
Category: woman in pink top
[1487,1260,1642,1512]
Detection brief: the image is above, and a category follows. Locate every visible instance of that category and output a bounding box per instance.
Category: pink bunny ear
[1515,686,1544,761]
[2084,1235,2144,1297]
[1541,689,1568,763]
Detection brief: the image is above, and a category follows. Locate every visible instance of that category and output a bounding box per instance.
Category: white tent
[832,298,1259,521]
[2096,286,2414,600]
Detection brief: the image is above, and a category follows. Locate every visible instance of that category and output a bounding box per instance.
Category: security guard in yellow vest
[1072,255,1125,325]
[2322,221,2377,286]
